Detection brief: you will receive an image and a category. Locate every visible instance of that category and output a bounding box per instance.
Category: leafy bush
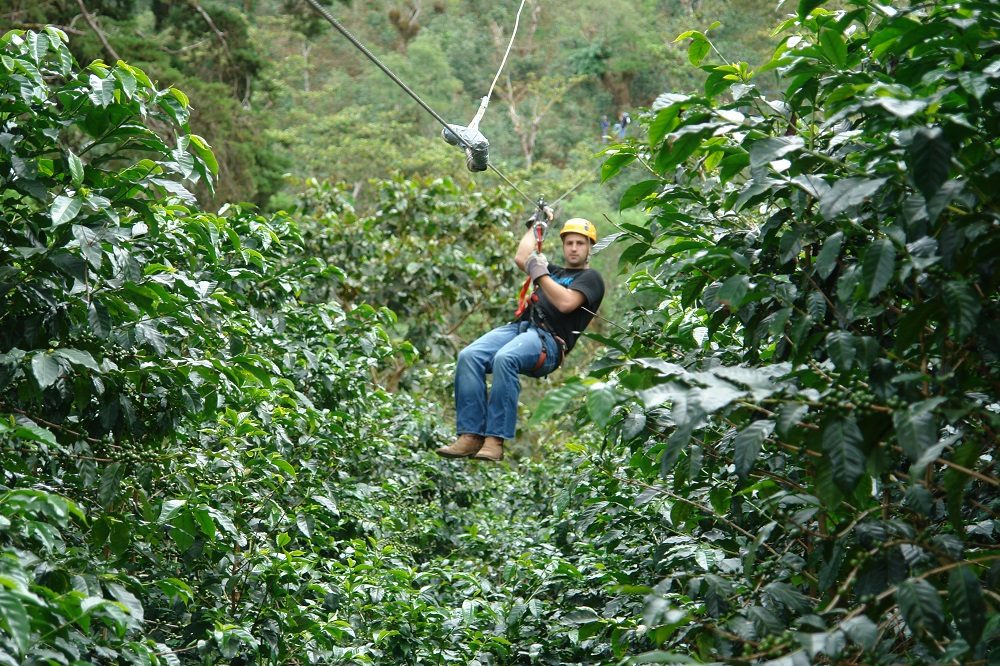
[289,175,522,364]
[546,1,1000,663]
[0,28,658,666]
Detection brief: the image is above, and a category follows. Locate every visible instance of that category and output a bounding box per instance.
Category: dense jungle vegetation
[1,1,999,665]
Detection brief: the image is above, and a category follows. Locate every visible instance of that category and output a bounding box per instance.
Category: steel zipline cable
[301,0,538,207]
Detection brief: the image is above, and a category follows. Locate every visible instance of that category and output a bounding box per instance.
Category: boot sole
[472,453,503,461]
[435,449,481,458]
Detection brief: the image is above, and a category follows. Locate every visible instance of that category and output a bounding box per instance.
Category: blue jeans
[455,321,560,441]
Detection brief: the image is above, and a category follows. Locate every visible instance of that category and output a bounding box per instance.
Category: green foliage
[6,2,1000,664]
[556,1,1000,663]
[0,30,673,666]
[290,175,522,364]
[0,28,516,665]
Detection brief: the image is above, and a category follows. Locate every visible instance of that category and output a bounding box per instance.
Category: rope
[488,164,536,205]
[301,0,537,208]
[468,0,527,130]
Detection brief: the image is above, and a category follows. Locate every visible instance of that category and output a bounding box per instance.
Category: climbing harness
[441,0,527,171]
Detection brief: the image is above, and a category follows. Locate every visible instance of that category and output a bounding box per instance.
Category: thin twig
[75,0,120,62]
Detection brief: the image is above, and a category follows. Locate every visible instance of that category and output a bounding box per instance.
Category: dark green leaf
[55,348,101,372]
[618,240,651,268]
[587,385,618,426]
[798,0,826,19]
[31,352,63,389]
[750,136,804,169]
[89,301,112,338]
[862,239,895,298]
[602,152,636,182]
[628,652,697,664]
[875,97,927,118]
[776,402,808,437]
[840,616,877,649]
[99,463,123,508]
[562,607,601,625]
[908,128,952,200]
[807,291,827,321]
[12,421,57,445]
[944,441,979,531]
[822,416,866,493]
[717,275,749,309]
[170,511,197,552]
[734,420,774,479]
[72,224,102,269]
[622,411,647,440]
[107,582,144,622]
[815,231,843,279]
[0,593,30,656]
[88,73,114,107]
[892,398,943,462]
[530,380,587,424]
[819,178,888,220]
[189,134,219,176]
[942,281,980,340]
[957,71,989,100]
[50,195,82,226]
[825,331,856,371]
[27,31,49,64]
[648,106,680,147]
[819,28,848,67]
[948,565,986,646]
[897,578,944,636]
[688,38,710,66]
[620,180,662,211]
[66,150,83,186]
[763,581,812,615]
[779,228,802,264]
[592,231,624,256]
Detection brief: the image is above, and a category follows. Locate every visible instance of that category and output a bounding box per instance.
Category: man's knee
[457,345,481,369]
[492,348,522,373]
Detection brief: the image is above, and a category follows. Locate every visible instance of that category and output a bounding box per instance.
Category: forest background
[2,1,999,665]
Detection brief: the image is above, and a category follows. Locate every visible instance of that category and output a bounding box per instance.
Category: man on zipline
[436,215,605,462]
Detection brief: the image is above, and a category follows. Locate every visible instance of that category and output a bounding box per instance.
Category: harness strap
[530,322,566,373]
[514,218,546,318]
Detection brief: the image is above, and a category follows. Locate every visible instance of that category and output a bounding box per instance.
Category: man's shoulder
[549,266,602,284]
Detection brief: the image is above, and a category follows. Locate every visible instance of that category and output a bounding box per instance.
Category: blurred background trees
[1,0,784,208]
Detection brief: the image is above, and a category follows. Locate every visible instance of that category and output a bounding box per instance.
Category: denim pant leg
[455,323,520,437]
[485,328,550,440]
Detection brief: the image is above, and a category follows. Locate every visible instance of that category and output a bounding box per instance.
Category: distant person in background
[617,111,631,139]
[599,114,610,143]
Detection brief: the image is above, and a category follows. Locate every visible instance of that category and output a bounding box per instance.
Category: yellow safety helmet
[559,218,598,245]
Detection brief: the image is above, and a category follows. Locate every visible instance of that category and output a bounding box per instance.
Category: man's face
[562,233,590,268]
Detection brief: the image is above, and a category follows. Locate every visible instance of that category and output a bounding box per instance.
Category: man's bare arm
[535,276,585,313]
[514,229,538,271]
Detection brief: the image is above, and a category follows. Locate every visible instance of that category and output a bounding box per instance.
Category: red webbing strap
[514,222,545,318]
[514,276,532,318]
[532,345,547,372]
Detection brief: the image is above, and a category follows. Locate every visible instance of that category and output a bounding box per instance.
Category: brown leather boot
[473,436,504,461]
[435,434,484,458]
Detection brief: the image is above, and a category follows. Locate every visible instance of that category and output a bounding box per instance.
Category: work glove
[526,252,549,283]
